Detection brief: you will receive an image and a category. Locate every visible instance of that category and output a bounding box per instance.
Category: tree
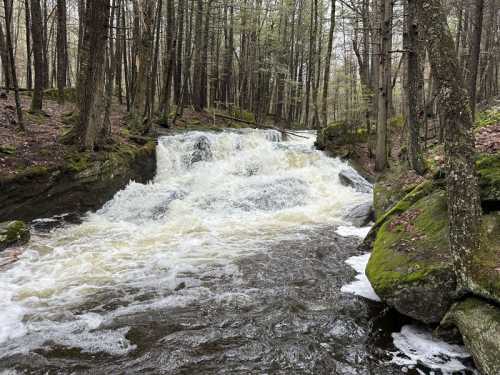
[56,0,68,104]
[467,0,484,120]
[375,0,393,172]
[30,0,45,112]
[406,0,425,175]
[73,0,111,150]
[3,0,23,128]
[418,0,482,291]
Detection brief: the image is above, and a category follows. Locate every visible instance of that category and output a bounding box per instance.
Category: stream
[0,130,477,374]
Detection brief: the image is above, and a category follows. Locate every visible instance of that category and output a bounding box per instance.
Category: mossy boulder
[476,153,500,207]
[366,188,456,323]
[468,212,500,304]
[315,122,364,157]
[373,164,426,220]
[0,221,30,251]
[441,298,500,375]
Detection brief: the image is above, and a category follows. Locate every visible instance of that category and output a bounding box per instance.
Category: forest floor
[0,93,130,179]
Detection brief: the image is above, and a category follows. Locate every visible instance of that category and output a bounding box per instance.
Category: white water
[0,129,371,358]
[341,253,381,302]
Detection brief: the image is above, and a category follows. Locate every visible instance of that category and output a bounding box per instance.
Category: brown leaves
[476,124,500,154]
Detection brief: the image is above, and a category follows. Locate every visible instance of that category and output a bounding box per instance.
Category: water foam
[391,325,474,374]
[341,253,381,302]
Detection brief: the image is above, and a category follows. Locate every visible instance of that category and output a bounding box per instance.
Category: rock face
[366,174,500,324]
[441,298,500,375]
[0,221,30,251]
[0,142,156,222]
[366,187,457,323]
[477,153,500,209]
[338,169,373,194]
[343,202,374,227]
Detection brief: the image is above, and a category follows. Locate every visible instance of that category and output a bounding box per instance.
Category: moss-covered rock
[366,188,456,323]
[315,122,362,158]
[468,212,500,304]
[373,164,426,220]
[0,221,30,251]
[441,298,500,375]
[0,142,156,222]
[476,153,500,207]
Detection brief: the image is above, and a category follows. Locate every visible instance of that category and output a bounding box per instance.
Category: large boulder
[338,169,372,194]
[477,153,500,209]
[0,221,30,251]
[367,177,500,324]
[366,187,456,323]
[343,202,374,227]
[440,298,500,375]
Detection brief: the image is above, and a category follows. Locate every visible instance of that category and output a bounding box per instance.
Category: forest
[0,0,499,374]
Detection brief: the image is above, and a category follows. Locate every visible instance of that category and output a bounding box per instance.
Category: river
[0,130,476,374]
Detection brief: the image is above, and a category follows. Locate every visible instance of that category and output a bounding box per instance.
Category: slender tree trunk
[418,0,482,292]
[56,0,68,104]
[3,0,23,128]
[406,0,425,174]
[468,0,484,120]
[24,0,32,90]
[30,0,44,112]
[375,0,392,171]
[321,0,335,128]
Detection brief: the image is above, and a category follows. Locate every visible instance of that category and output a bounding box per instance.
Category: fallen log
[213,113,309,139]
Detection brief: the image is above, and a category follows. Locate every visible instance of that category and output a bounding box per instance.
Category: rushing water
[0,130,475,374]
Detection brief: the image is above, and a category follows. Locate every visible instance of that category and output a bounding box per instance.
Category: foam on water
[391,325,475,374]
[0,129,372,357]
[341,253,381,302]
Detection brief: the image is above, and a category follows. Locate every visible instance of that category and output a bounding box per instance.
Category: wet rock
[440,298,500,375]
[339,169,372,194]
[174,282,186,291]
[0,221,30,251]
[190,136,212,164]
[343,202,374,227]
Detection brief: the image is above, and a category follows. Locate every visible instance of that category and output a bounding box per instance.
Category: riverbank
[317,112,500,374]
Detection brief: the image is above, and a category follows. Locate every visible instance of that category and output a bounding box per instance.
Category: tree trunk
[406,0,425,175]
[73,0,110,150]
[30,0,44,112]
[321,0,335,128]
[418,0,482,292]
[468,0,484,120]
[3,0,23,128]
[375,0,392,171]
[56,0,68,104]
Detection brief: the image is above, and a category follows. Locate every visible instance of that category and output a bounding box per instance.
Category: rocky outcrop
[315,122,366,158]
[0,221,30,251]
[338,169,373,194]
[366,186,456,323]
[0,142,156,222]
[440,298,500,375]
[343,202,374,227]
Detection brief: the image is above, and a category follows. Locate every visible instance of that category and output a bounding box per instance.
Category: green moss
[367,188,450,295]
[469,212,500,302]
[0,220,30,250]
[0,145,16,155]
[64,152,92,173]
[475,108,500,129]
[44,87,77,103]
[476,153,500,203]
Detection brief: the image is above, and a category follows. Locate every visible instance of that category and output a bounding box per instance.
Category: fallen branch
[213,113,309,139]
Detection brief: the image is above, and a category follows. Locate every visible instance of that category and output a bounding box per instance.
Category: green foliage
[475,108,500,129]
[0,145,16,155]
[476,153,500,203]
